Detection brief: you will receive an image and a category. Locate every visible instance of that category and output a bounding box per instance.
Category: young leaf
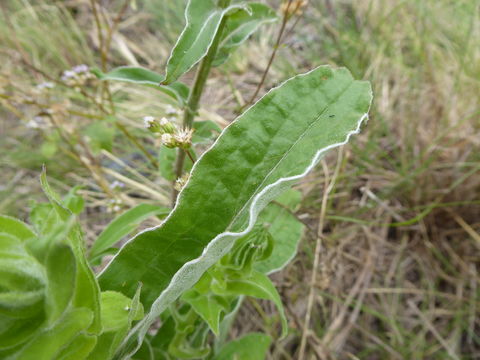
[213,333,271,360]
[89,204,170,261]
[211,270,288,337]
[99,66,372,355]
[40,170,102,333]
[99,291,144,333]
[44,243,76,325]
[0,215,36,242]
[163,1,250,84]
[254,190,305,274]
[214,3,278,66]
[93,67,189,105]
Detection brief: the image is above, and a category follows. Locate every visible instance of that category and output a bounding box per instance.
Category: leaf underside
[99,65,372,357]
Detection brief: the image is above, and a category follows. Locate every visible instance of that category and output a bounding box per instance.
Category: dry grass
[0,0,479,359]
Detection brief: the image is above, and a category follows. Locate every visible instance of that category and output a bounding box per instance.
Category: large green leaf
[99,65,372,355]
[214,3,277,66]
[162,0,250,84]
[93,67,189,105]
[89,204,170,262]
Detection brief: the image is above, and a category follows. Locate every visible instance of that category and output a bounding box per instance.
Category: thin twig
[244,0,295,108]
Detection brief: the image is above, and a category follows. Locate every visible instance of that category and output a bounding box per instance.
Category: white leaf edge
[106,66,372,358]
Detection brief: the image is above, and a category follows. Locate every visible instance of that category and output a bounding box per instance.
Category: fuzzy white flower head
[159,117,170,126]
[174,128,194,149]
[161,133,176,148]
[143,116,156,128]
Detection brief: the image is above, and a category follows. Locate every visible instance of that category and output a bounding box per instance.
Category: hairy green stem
[171,1,231,205]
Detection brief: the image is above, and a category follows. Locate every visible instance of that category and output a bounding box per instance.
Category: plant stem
[171,1,231,205]
[244,0,295,109]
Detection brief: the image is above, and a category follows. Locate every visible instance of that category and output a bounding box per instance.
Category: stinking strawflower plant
[0,0,372,359]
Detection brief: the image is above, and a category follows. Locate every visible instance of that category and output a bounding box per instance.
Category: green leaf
[63,186,85,215]
[0,314,44,351]
[182,273,231,336]
[192,120,222,144]
[55,334,97,360]
[100,291,144,332]
[254,190,305,274]
[44,243,76,324]
[212,270,288,337]
[163,1,250,84]
[214,3,277,66]
[12,307,94,360]
[89,204,170,261]
[99,66,372,355]
[89,287,143,360]
[0,233,45,319]
[0,215,36,242]
[93,67,189,105]
[40,170,102,333]
[213,333,271,360]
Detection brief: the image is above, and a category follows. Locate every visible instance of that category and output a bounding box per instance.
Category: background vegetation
[1,0,479,358]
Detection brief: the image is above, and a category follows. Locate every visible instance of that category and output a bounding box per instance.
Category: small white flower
[174,128,194,149]
[26,119,40,129]
[72,64,89,73]
[36,82,55,90]
[109,181,125,190]
[61,70,76,81]
[143,116,156,128]
[161,133,176,148]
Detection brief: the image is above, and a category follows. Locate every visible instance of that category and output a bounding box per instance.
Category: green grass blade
[89,204,170,261]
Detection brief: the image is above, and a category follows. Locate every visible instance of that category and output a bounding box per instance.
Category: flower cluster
[107,198,123,213]
[143,116,194,149]
[61,64,95,87]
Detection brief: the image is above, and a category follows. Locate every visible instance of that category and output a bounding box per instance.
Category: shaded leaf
[93,67,189,105]
[255,189,305,274]
[211,270,288,337]
[12,307,94,360]
[214,3,277,66]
